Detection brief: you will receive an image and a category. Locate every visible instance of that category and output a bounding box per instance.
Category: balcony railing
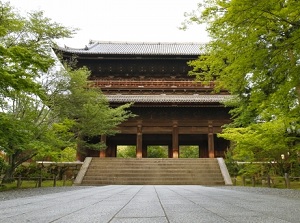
[89,79,215,89]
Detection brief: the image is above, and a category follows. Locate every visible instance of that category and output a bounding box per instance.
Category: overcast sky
[7,0,208,48]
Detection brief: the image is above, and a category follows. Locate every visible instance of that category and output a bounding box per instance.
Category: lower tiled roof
[105,94,232,103]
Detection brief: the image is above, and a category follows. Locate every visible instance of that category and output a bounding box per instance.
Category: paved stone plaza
[0,185,299,223]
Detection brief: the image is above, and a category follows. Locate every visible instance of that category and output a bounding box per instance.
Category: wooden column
[110,144,117,157]
[172,121,179,158]
[106,145,112,157]
[99,135,106,158]
[208,121,215,158]
[142,144,147,158]
[168,145,173,158]
[199,145,209,158]
[136,123,143,158]
[76,150,82,161]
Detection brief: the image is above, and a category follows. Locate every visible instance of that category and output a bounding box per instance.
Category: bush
[15,163,51,179]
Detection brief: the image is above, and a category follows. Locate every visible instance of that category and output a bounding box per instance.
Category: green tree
[0,91,72,183]
[52,66,135,158]
[0,1,74,101]
[0,2,134,182]
[179,146,199,158]
[183,0,300,169]
[148,146,168,158]
[1,66,134,183]
[117,146,136,158]
[0,2,74,182]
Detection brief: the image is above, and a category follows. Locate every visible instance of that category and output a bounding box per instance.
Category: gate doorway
[117,145,136,158]
[179,145,199,158]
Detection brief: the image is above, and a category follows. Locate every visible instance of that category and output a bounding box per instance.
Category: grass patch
[232,176,300,189]
[0,180,73,192]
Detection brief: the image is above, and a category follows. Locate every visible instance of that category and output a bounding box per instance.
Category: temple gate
[56,41,231,161]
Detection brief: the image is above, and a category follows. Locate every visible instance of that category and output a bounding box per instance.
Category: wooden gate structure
[55,41,232,161]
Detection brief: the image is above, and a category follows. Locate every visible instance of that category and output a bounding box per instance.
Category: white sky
[7,0,208,48]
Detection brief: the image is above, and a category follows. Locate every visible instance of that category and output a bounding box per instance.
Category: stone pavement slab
[0,185,299,223]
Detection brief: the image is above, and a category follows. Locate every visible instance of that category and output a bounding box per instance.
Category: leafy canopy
[183,0,300,165]
[0,1,75,100]
[53,66,135,152]
[0,2,134,182]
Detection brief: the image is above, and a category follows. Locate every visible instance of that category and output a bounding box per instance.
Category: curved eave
[105,94,233,107]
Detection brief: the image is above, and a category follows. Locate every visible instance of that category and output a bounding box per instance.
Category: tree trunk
[2,168,16,183]
[2,155,16,183]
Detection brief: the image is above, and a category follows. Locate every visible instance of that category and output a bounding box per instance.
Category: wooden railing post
[53,174,57,187]
[17,175,22,188]
[284,173,290,189]
[252,176,256,187]
[233,177,237,186]
[63,175,67,186]
[267,175,271,188]
[242,176,246,186]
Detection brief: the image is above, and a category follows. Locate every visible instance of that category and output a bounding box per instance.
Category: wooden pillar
[208,121,215,158]
[136,123,143,158]
[199,145,209,158]
[76,150,82,161]
[142,144,147,158]
[106,144,112,157]
[99,135,106,158]
[111,144,117,157]
[168,145,173,158]
[172,121,179,158]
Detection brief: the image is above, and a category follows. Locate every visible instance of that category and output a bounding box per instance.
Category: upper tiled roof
[106,94,232,104]
[56,41,203,55]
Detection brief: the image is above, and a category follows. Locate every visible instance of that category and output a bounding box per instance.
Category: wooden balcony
[89,79,215,90]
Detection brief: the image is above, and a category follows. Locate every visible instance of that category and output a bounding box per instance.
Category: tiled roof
[105,94,232,103]
[57,41,203,55]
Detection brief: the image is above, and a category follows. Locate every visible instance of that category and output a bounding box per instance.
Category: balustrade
[89,79,215,89]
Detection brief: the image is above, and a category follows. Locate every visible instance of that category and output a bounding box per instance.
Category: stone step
[76,157,228,186]
[84,169,220,175]
[90,158,218,162]
[89,158,218,163]
[86,164,219,170]
[91,162,217,166]
[84,173,222,178]
[81,179,225,186]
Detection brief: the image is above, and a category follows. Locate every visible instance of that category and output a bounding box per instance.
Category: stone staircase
[74,158,232,186]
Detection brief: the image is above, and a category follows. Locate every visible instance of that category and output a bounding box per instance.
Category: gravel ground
[1,185,300,201]
[0,186,94,201]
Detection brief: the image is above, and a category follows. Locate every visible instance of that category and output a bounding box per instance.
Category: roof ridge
[55,41,205,55]
[88,40,203,45]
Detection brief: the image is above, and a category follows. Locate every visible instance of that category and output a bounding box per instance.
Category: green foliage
[224,149,240,177]
[147,146,168,158]
[53,66,135,153]
[184,0,300,125]
[238,163,262,178]
[0,1,75,182]
[58,147,77,162]
[0,1,75,101]
[117,146,136,158]
[117,146,169,158]
[184,0,300,176]
[179,146,199,158]
[15,163,50,179]
[0,157,8,175]
[0,2,134,182]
